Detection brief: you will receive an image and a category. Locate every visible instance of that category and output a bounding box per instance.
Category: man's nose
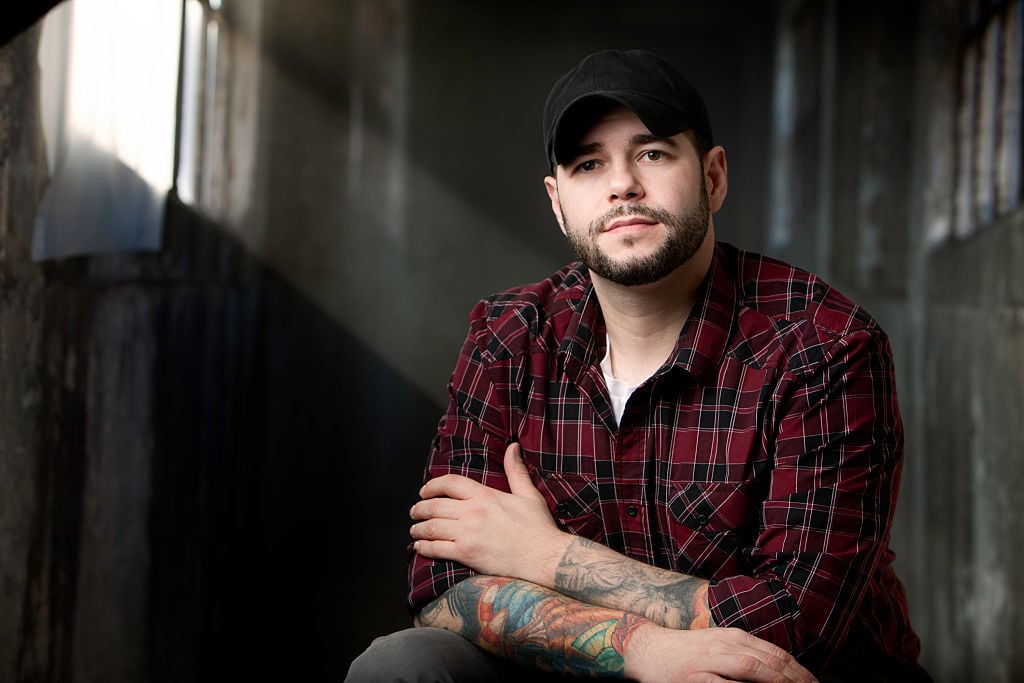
[608,164,643,202]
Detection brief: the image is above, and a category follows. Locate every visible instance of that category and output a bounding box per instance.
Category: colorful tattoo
[417,576,649,677]
[688,582,712,629]
[554,537,713,630]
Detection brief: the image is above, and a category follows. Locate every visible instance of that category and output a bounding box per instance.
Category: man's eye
[576,159,599,173]
[642,150,665,162]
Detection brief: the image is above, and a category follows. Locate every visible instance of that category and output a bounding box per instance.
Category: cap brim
[548,91,692,165]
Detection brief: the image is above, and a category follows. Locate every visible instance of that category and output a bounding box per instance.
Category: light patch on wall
[347,0,409,243]
[949,0,1024,243]
[34,0,182,259]
[768,19,795,253]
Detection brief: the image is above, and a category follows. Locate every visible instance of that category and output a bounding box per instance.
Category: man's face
[544,107,711,287]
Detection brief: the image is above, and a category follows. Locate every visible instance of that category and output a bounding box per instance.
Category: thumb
[504,443,542,499]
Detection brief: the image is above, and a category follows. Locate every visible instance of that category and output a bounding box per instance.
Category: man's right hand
[624,623,818,683]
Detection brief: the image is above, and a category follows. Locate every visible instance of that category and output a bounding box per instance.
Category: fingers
[713,629,818,683]
[410,514,471,563]
[703,655,811,683]
[626,625,812,683]
[503,443,544,500]
[418,473,484,500]
[410,517,459,542]
[408,488,472,553]
[411,538,458,560]
[734,630,814,682]
[410,496,462,521]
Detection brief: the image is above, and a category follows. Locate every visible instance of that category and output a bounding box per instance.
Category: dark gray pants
[345,627,574,682]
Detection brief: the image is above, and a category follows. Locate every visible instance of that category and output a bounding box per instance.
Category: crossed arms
[410,444,816,682]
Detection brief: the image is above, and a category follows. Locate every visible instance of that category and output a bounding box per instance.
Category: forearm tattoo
[416,576,649,677]
[554,537,713,630]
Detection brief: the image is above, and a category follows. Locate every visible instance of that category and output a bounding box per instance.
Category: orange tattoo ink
[687,582,713,629]
[610,613,648,654]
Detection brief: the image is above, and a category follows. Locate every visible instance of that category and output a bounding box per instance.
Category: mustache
[590,203,671,235]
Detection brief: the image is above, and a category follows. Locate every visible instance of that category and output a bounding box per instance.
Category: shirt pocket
[530,468,605,543]
[666,481,758,579]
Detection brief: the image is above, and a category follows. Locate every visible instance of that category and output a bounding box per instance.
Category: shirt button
[626,505,638,517]
[695,514,709,527]
[556,503,569,515]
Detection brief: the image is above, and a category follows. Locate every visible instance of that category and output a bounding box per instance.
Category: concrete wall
[767,1,1024,680]
[3,0,1023,680]
[1,21,437,681]
[924,213,1024,681]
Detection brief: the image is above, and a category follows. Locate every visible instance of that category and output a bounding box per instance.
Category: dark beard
[561,180,710,287]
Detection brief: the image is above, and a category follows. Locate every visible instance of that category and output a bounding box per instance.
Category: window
[35,0,182,259]
[176,0,225,211]
[952,0,1023,239]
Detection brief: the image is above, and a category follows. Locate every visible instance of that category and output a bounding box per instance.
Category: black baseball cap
[543,49,714,166]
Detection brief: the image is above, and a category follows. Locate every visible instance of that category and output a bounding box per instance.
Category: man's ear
[544,174,567,235]
[703,146,728,214]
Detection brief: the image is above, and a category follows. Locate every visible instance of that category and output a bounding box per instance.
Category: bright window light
[35,0,182,259]
[176,0,205,205]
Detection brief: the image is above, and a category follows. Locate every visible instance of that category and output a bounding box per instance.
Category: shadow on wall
[146,197,437,679]
[4,90,438,673]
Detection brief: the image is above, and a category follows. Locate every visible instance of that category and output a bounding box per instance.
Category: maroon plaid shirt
[409,241,924,677]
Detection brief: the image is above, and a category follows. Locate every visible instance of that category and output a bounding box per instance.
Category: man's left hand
[410,443,569,586]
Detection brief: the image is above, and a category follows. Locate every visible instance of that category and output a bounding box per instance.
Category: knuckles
[420,473,480,499]
[735,653,763,676]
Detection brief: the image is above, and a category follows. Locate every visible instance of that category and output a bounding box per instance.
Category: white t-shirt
[600,335,640,424]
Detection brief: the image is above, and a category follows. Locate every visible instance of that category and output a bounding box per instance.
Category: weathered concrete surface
[765,1,1024,679]
[72,288,155,681]
[925,211,1024,682]
[1,19,438,680]
[1,26,57,682]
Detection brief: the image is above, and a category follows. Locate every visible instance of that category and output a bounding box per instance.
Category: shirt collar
[668,242,738,383]
[555,264,602,381]
[558,242,739,386]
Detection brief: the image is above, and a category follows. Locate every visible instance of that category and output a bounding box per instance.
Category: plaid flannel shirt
[408,241,924,676]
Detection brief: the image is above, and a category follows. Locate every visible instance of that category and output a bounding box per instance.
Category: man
[347,49,927,682]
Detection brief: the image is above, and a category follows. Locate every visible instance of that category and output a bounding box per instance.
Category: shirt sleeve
[407,302,513,614]
[706,327,904,667]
